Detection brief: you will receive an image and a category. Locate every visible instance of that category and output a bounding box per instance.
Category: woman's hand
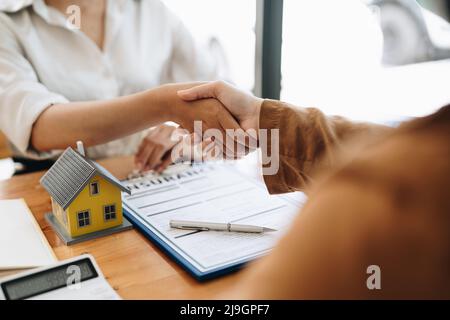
[134,124,182,172]
[30,81,245,154]
[155,133,218,172]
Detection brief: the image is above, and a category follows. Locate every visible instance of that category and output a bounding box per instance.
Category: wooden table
[0,156,241,299]
[0,131,11,159]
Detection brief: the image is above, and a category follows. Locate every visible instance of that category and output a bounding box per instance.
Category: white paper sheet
[0,199,56,270]
[122,163,306,273]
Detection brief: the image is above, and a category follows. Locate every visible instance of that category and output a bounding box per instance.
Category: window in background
[281,0,450,122]
[419,0,450,21]
[162,0,256,92]
[372,0,450,66]
[281,0,384,120]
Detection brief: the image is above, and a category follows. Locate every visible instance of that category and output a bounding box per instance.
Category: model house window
[90,181,99,195]
[104,204,116,221]
[77,210,90,228]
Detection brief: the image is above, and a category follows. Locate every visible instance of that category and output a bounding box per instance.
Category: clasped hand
[135,81,263,173]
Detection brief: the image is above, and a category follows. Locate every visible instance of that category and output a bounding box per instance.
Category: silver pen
[170,219,277,233]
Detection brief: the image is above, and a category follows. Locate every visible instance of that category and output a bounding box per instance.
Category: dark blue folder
[123,206,250,281]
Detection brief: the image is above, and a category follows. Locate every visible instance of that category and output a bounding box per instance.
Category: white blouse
[0,0,222,159]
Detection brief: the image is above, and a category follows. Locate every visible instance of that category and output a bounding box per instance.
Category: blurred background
[1,0,450,179]
[162,0,450,121]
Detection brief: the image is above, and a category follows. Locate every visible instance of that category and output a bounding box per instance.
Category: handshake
[135,81,276,173]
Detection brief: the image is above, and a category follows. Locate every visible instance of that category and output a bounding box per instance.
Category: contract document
[122,163,306,280]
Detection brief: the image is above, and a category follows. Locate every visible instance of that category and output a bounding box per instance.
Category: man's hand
[134,124,182,172]
[159,83,242,137]
[177,81,263,133]
[158,83,247,159]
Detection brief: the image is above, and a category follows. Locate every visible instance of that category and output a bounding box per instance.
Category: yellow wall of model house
[59,174,123,237]
[51,198,67,228]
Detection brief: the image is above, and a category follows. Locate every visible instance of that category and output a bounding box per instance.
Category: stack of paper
[122,163,307,279]
[0,199,56,278]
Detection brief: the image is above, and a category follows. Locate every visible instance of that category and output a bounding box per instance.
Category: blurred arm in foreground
[179,81,450,299]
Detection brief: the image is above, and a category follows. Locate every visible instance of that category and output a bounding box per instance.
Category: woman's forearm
[31,85,180,152]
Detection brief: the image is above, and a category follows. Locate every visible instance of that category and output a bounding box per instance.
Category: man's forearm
[260,100,391,193]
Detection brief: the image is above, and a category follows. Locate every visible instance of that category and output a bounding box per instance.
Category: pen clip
[175,226,210,231]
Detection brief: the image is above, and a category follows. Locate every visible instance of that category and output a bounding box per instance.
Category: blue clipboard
[123,206,249,281]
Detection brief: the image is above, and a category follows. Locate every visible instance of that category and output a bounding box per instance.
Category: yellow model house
[40,143,131,238]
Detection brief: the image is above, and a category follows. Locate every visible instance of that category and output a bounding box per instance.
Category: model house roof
[40,147,131,210]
